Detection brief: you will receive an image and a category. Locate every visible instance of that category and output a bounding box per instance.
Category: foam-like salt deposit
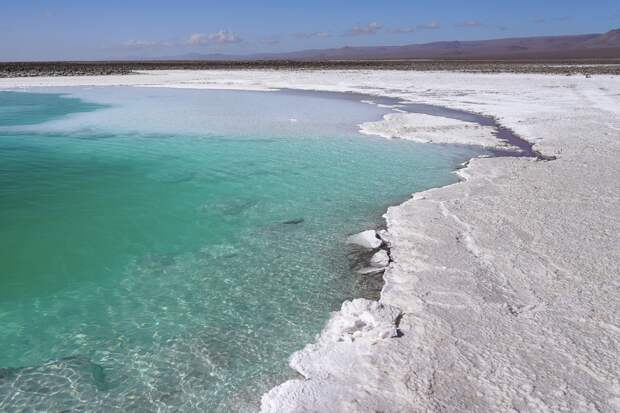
[360,112,506,148]
[3,70,619,412]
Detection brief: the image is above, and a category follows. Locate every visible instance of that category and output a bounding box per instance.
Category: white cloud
[388,27,417,34]
[259,36,280,45]
[418,21,441,30]
[122,39,175,49]
[295,31,330,39]
[456,20,483,28]
[389,21,442,34]
[346,22,383,36]
[188,30,243,45]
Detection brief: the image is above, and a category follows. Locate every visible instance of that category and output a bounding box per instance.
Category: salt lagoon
[0,86,486,411]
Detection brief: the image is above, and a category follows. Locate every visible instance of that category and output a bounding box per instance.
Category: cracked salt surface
[3,70,619,412]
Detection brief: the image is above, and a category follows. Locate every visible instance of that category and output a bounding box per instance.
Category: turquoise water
[0,87,485,411]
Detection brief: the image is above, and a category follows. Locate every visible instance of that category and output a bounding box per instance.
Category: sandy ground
[2,70,619,412]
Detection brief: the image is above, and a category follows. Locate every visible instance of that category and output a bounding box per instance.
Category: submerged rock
[283,218,304,225]
[346,230,382,249]
[0,355,109,411]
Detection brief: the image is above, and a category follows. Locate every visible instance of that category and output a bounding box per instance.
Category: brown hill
[262,29,620,60]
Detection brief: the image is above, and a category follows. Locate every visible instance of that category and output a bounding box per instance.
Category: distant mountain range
[142,29,620,61]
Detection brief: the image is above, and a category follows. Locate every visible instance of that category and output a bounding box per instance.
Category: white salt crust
[359,112,506,148]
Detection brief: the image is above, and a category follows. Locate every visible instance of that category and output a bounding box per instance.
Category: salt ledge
[346,229,383,250]
[359,112,506,149]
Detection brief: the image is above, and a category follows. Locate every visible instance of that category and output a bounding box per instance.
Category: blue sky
[1,0,619,60]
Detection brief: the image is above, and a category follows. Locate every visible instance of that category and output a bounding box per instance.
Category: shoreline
[259,90,545,412]
[1,70,618,412]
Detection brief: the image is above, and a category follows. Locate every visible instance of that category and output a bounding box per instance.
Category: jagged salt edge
[259,105,498,413]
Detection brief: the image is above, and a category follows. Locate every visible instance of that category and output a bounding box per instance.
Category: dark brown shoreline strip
[2,59,620,78]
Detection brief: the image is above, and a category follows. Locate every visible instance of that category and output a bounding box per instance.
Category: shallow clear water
[0,87,485,411]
